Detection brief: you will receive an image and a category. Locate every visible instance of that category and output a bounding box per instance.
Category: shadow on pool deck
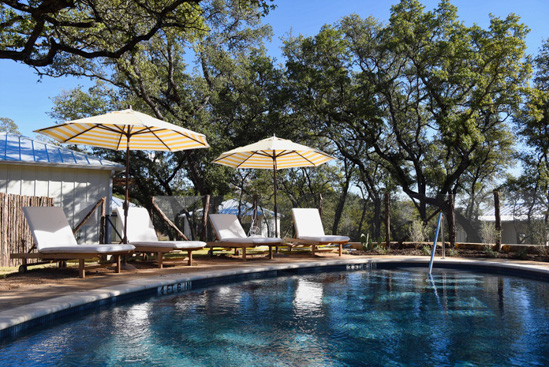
[1,252,549,314]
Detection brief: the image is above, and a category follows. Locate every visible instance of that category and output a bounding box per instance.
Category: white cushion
[219,237,283,245]
[209,214,248,240]
[299,235,350,243]
[22,206,135,253]
[115,206,158,242]
[39,244,135,254]
[131,241,206,250]
[23,206,80,250]
[292,208,325,237]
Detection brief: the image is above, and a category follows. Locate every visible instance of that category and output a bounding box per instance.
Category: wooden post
[201,195,210,241]
[151,197,189,241]
[73,197,106,234]
[318,193,323,217]
[252,194,258,224]
[494,190,502,251]
[384,192,390,249]
[448,194,456,248]
[100,197,106,244]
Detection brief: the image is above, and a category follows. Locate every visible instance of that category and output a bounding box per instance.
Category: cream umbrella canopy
[35,108,209,243]
[213,135,335,237]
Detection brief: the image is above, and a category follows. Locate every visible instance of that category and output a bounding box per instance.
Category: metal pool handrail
[428,212,443,275]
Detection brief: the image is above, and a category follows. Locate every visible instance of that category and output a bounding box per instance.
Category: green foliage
[408,220,427,244]
[446,248,459,257]
[284,0,530,234]
[483,246,499,258]
[479,222,499,245]
[0,0,275,68]
[421,245,432,256]
[0,117,19,134]
[42,0,537,244]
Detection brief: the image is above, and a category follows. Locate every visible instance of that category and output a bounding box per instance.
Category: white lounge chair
[209,214,283,260]
[11,206,135,278]
[286,208,349,256]
[115,206,206,268]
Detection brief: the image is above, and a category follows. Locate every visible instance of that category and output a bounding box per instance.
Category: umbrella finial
[128,105,133,110]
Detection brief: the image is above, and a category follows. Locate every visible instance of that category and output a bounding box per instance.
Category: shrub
[408,220,427,244]
[483,246,499,258]
[480,222,499,245]
[446,248,459,257]
[421,245,432,256]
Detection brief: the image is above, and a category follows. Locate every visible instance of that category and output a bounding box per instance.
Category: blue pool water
[1,268,549,366]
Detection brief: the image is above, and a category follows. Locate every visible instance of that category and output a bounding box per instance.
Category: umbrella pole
[273,158,279,245]
[123,143,130,244]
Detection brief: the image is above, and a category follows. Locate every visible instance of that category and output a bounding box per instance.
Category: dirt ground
[1,245,548,292]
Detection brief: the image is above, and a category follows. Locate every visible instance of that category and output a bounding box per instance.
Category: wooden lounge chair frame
[115,206,206,268]
[285,208,349,256]
[208,214,283,261]
[11,206,135,278]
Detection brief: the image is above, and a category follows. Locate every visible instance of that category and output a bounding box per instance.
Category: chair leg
[157,251,163,269]
[115,255,121,273]
[187,250,193,266]
[242,247,246,261]
[269,246,273,259]
[79,259,85,278]
[339,244,342,256]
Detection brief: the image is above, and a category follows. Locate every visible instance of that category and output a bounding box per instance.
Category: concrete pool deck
[2,253,549,337]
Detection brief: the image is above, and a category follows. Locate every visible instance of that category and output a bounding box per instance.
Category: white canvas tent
[479,204,548,245]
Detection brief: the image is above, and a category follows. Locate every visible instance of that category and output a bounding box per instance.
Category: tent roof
[218,198,275,217]
[0,132,124,171]
[479,204,546,222]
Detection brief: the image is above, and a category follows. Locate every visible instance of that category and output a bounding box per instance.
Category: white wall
[0,164,114,243]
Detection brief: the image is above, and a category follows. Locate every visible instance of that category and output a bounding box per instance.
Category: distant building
[0,132,124,243]
[479,204,548,245]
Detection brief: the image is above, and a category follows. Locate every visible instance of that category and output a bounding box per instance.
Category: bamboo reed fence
[0,193,54,267]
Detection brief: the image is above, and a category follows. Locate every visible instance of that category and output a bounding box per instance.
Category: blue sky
[1,0,548,138]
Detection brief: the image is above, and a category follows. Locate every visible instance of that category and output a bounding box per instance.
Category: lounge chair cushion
[292,208,350,242]
[115,207,159,242]
[292,208,326,237]
[218,237,283,245]
[23,206,135,253]
[39,244,135,254]
[209,214,248,239]
[115,206,206,250]
[210,214,282,244]
[130,241,206,249]
[298,235,350,243]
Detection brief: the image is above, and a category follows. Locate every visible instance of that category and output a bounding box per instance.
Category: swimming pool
[1,267,548,366]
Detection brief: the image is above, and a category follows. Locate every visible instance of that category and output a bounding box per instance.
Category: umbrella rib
[130,127,207,150]
[38,123,97,143]
[137,127,172,151]
[174,130,206,146]
[214,151,256,168]
[291,151,317,165]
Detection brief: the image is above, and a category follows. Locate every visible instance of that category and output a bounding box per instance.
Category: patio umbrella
[35,108,209,243]
[213,135,335,237]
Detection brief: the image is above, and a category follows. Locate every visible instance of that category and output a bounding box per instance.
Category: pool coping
[2,256,549,338]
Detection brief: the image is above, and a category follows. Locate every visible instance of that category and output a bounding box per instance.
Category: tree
[0,0,274,68]
[0,117,19,133]
[283,25,391,238]
[49,0,284,208]
[340,0,528,227]
[510,38,549,243]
